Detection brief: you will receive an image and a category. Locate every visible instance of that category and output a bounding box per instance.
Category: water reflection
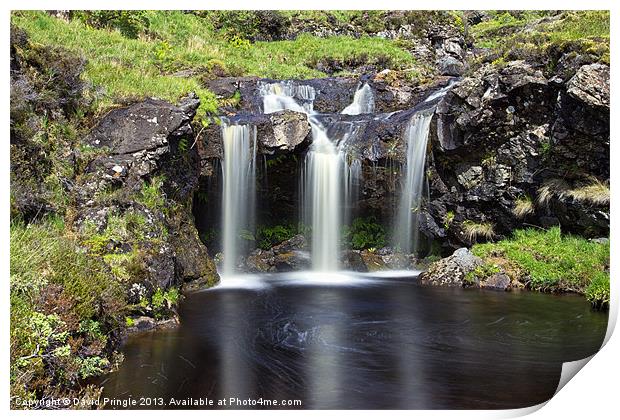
[101,276,607,409]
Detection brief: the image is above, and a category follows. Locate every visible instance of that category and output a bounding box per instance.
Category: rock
[85,97,196,155]
[245,235,310,272]
[359,250,388,271]
[566,63,609,109]
[481,273,512,290]
[342,250,367,272]
[437,55,464,76]
[126,316,180,334]
[127,316,156,332]
[418,248,483,287]
[457,166,483,189]
[264,111,311,151]
[76,95,220,294]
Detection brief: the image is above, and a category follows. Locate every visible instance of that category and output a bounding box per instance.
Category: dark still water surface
[101,273,608,409]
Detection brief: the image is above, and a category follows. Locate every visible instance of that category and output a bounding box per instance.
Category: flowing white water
[260,81,359,271]
[394,112,434,255]
[305,129,342,271]
[342,83,375,115]
[393,82,456,255]
[221,123,257,275]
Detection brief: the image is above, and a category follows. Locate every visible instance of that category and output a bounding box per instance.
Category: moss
[464,262,501,285]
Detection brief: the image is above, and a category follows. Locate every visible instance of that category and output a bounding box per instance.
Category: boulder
[418,248,483,287]
[566,63,610,109]
[245,235,311,272]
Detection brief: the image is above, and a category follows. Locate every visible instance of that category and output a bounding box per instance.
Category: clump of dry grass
[537,178,570,206]
[537,177,609,206]
[567,177,610,205]
[512,196,534,219]
[462,220,495,242]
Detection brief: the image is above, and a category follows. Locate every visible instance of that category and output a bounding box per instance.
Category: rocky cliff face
[195,55,609,257]
[429,60,609,248]
[77,94,219,292]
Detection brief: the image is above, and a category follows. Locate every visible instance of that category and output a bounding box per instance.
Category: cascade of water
[305,128,342,271]
[394,112,433,255]
[221,123,257,275]
[342,83,375,115]
[260,81,353,271]
[393,82,456,255]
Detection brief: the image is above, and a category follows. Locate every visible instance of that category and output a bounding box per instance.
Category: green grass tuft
[472,227,609,306]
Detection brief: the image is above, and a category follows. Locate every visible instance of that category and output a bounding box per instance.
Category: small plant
[148,287,180,320]
[567,177,610,205]
[443,210,455,230]
[78,356,109,379]
[256,224,298,250]
[462,220,495,242]
[136,176,166,211]
[343,217,386,250]
[512,196,534,219]
[585,272,610,309]
[537,178,570,206]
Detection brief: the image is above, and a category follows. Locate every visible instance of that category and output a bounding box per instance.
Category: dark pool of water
[101,274,607,409]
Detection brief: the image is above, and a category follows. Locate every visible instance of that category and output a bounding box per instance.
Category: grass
[12,11,417,118]
[537,178,570,206]
[10,216,126,404]
[472,227,609,307]
[513,196,535,219]
[567,177,610,205]
[10,216,123,319]
[470,11,610,65]
[462,220,495,242]
[537,177,609,206]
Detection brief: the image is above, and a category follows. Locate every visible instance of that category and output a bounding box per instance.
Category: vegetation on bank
[9,27,186,407]
[10,217,123,406]
[471,227,610,308]
[469,11,610,67]
[11,10,418,119]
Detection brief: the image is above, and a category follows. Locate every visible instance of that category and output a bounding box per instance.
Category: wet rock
[342,250,367,272]
[245,235,310,272]
[480,273,512,291]
[262,111,311,152]
[418,248,483,287]
[126,316,180,334]
[359,250,388,271]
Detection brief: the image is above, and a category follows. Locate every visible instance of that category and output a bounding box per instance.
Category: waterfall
[305,128,342,271]
[342,83,375,115]
[260,81,347,271]
[393,81,456,255]
[221,123,257,275]
[394,112,434,255]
